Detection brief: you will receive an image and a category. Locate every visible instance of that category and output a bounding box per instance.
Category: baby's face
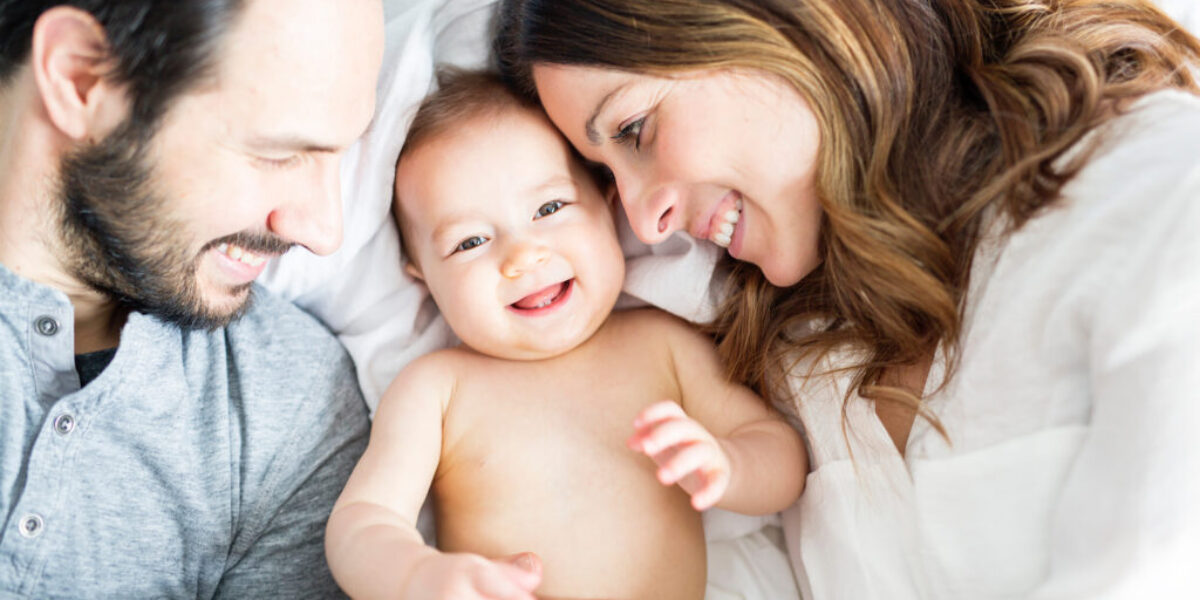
[396,107,625,360]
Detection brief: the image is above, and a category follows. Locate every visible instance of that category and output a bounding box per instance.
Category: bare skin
[326,105,805,600]
[875,352,935,456]
[328,309,805,600]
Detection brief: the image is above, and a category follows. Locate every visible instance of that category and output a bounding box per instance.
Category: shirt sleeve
[213,347,371,599]
[1029,167,1200,598]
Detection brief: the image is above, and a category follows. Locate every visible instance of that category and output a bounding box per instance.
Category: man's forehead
[202,0,383,145]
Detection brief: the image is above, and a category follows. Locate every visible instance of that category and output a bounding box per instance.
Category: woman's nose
[617,178,683,245]
[501,240,551,279]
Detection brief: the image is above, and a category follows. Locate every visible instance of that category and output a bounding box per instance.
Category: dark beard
[56,122,291,330]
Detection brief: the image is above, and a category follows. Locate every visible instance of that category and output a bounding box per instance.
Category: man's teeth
[712,200,743,248]
[216,243,267,267]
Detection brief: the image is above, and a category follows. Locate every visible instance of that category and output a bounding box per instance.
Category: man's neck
[1,77,124,354]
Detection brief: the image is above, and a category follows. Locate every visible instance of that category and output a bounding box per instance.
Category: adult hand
[403,551,542,600]
[627,400,732,510]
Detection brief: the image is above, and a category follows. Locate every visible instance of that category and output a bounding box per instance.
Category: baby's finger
[656,441,717,485]
[635,418,709,457]
[632,400,686,428]
[475,560,541,599]
[690,471,730,511]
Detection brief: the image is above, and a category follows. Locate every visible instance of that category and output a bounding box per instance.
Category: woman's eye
[453,236,488,253]
[535,200,566,219]
[612,117,645,149]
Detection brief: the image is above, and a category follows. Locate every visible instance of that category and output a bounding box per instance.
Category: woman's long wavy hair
[496,0,1200,426]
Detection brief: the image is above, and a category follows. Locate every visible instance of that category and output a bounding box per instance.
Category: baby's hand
[405,551,542,600]
[627,400,731,511]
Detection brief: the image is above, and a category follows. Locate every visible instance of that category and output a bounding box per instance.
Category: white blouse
[781,90,1200,599]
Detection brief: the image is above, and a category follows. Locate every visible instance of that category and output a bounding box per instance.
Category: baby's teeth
[713,233,732,247]
[725,210,740,222]
[229,246,244,260]
[218,243,229,254]
[718,222,734,236]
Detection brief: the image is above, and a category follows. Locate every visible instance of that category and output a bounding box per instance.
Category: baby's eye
[535,200,565,219]
[453,236,488,253]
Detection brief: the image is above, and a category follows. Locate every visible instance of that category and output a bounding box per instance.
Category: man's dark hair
[0,0,247,136]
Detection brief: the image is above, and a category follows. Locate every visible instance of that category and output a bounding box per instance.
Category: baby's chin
[462,318,609,362]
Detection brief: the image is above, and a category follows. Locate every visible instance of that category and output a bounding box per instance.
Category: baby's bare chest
[431,356,704,598]
[440,357,676,484]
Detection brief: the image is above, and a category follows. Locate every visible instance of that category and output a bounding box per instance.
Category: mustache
[203,231,295,256]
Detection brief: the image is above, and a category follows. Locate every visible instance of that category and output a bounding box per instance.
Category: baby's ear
[605,183,620,208]
[404,260,424,281]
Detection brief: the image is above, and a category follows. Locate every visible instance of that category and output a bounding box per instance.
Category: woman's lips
[509,279,574,315]
[694,190,743,246]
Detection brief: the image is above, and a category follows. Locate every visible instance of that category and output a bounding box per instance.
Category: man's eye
[535,200,565,219]
[454,236,487,253]
[256,155,302,170]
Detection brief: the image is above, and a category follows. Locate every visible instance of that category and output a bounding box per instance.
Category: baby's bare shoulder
[605,307,693,336]
[606,308,711,349]
[377,347,479,414]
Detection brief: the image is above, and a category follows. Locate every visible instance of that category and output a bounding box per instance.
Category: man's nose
[501,239,551,279]
[266,158,344,256]
[615,172,682,245]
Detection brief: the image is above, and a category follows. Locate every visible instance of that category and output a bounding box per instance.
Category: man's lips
[508,279,574,314]
[209,242,276,283]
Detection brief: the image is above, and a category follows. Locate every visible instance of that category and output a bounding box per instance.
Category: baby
[325,70,807,600]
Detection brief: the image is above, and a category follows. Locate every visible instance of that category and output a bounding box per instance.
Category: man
[0,0,384,596]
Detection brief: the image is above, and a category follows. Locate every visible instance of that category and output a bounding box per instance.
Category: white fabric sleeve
[1029,165,1200,598]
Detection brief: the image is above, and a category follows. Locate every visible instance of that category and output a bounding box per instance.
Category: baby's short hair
[394,68,542,266]
[400,67,540,160]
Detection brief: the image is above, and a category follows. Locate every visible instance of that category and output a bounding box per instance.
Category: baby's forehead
[395,108,598,219]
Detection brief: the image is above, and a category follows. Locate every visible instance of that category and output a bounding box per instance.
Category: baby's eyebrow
[528,175,576,196]
[431,215,476,243]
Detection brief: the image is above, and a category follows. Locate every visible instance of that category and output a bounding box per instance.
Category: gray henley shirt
[0,262,370,598]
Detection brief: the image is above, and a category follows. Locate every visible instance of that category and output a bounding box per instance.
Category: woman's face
[534,65,824,287]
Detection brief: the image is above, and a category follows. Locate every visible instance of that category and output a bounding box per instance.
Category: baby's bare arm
[653,311,807,515]
[324,354,450,597]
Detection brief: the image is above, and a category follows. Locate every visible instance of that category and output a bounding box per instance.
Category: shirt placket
[1,301,84,594]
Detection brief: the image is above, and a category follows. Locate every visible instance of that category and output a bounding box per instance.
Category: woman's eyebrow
[585,85,629,145]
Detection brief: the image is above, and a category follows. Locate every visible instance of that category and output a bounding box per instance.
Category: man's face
[58,0,383,328]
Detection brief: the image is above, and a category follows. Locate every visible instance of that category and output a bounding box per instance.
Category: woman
[495,0,1200,597]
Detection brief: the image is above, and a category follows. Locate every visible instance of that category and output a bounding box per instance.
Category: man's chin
[194,284,255,328]
[138,282,255,331]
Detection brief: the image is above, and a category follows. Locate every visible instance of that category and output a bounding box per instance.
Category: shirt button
[53,414,76,436]
[18,514,44,538]
[35,316,60,337]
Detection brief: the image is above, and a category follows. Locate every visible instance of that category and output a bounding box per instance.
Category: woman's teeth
[712,200,743,248]
[217,243,267,267]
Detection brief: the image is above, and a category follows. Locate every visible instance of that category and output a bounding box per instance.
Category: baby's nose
[501,241,551,279]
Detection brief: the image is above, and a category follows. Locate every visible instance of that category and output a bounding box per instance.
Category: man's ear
[30,6,129,142]
[404,260,424,281]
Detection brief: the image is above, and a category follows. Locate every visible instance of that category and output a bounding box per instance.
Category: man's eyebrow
[244,135,340,154]
[584,85,628,146]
